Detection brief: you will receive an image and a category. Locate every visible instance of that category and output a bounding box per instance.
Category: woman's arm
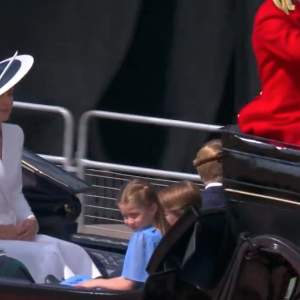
[74,277,136,290]
[0,224,20,240]
[10,126,38,225]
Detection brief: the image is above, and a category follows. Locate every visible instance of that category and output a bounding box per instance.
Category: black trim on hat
[0,60,22,89]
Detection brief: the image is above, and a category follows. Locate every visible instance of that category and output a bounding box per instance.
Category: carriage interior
[1,127,300,300]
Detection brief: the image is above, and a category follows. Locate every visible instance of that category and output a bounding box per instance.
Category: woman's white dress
[0,123,101,283]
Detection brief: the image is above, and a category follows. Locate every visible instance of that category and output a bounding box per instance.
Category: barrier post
[13,101,74,170]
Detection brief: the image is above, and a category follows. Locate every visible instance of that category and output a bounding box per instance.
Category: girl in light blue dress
[67,179,169,290]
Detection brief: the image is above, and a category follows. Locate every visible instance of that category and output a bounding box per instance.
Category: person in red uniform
[238,0,300,145]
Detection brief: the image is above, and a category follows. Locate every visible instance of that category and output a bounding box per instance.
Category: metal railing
[13,101,74,170]
[11,103,222,238]
[76,110,222,236]
[81,167,206,240]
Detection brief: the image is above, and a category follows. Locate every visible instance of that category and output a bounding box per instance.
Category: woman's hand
[18,219,37,241]
[0,224,21,240]
[0,220,37,241]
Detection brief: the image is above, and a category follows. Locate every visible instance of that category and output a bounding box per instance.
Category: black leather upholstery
[214,234,300,300]
[222,130,300,201]
[179,207,234,290]
[45,275,61,284]
[0,278,143,299]
[222,129,300,246]
[84,248,124,278]
[0,277,32,284]
[70,233,126,278]
[142,270,211,300]
[72,233,128,254]
[0,248,129,299]
[147,206,233,290]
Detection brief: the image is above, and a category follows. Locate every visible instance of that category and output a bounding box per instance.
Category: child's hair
[193,139,223,185]
[273,0,295,14]
[117,179,169,235]
[158,181,201,218]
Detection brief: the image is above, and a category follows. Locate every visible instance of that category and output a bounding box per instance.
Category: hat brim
[0,55,34,97]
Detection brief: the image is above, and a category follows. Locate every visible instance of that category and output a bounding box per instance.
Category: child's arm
[74,277,136,290]
[74,230,158,290]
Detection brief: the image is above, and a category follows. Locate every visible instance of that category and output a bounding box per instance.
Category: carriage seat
[147,206,234,290]
[84,248,124,278]
[216,234,300,300]
[179,207,234,289]
[70,233,126,278]
[222,129,300,246]
[0,277,143,300]
[71,233,128,254]
[0,277,32,284]
[222,129,300,202]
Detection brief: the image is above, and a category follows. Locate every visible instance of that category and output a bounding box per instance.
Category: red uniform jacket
[238,0,300,145]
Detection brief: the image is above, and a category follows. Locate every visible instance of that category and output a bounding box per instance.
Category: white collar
[205,182,222,190]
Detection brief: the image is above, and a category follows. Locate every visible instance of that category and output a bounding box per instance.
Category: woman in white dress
[0,52,101,283]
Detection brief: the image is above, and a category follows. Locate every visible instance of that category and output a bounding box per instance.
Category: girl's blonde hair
[117,179,169,235]
[193,139,223,184]
[273,0,295,14]
[158,181,202,218]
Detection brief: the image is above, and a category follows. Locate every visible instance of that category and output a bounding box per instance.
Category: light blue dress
[61,226,162,288]
[122,226,162,286]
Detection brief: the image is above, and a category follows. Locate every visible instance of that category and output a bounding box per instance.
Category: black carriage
[2,129,300,300]
[143,128,300,300]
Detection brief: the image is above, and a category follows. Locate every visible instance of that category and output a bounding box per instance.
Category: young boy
[158,181,201,225]
[193,139,226,209]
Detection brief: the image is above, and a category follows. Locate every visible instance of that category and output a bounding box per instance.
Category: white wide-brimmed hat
[0,51,34,97]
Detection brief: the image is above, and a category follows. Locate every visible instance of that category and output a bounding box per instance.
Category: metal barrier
[13,101,74,170]
[76,110,222,238]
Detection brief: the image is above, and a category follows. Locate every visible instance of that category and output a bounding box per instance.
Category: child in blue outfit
[121,226,162,288]
[67,179,169,290]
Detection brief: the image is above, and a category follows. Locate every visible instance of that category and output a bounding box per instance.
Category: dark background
[0,0,263,173]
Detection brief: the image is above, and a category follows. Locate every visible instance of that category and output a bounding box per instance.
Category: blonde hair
[273,0,295,14]
[193,139,223,184]
[117,179,169,235]
[158,181,201,218]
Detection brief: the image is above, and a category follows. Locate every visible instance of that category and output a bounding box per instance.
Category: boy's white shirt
[205,182,222,190]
